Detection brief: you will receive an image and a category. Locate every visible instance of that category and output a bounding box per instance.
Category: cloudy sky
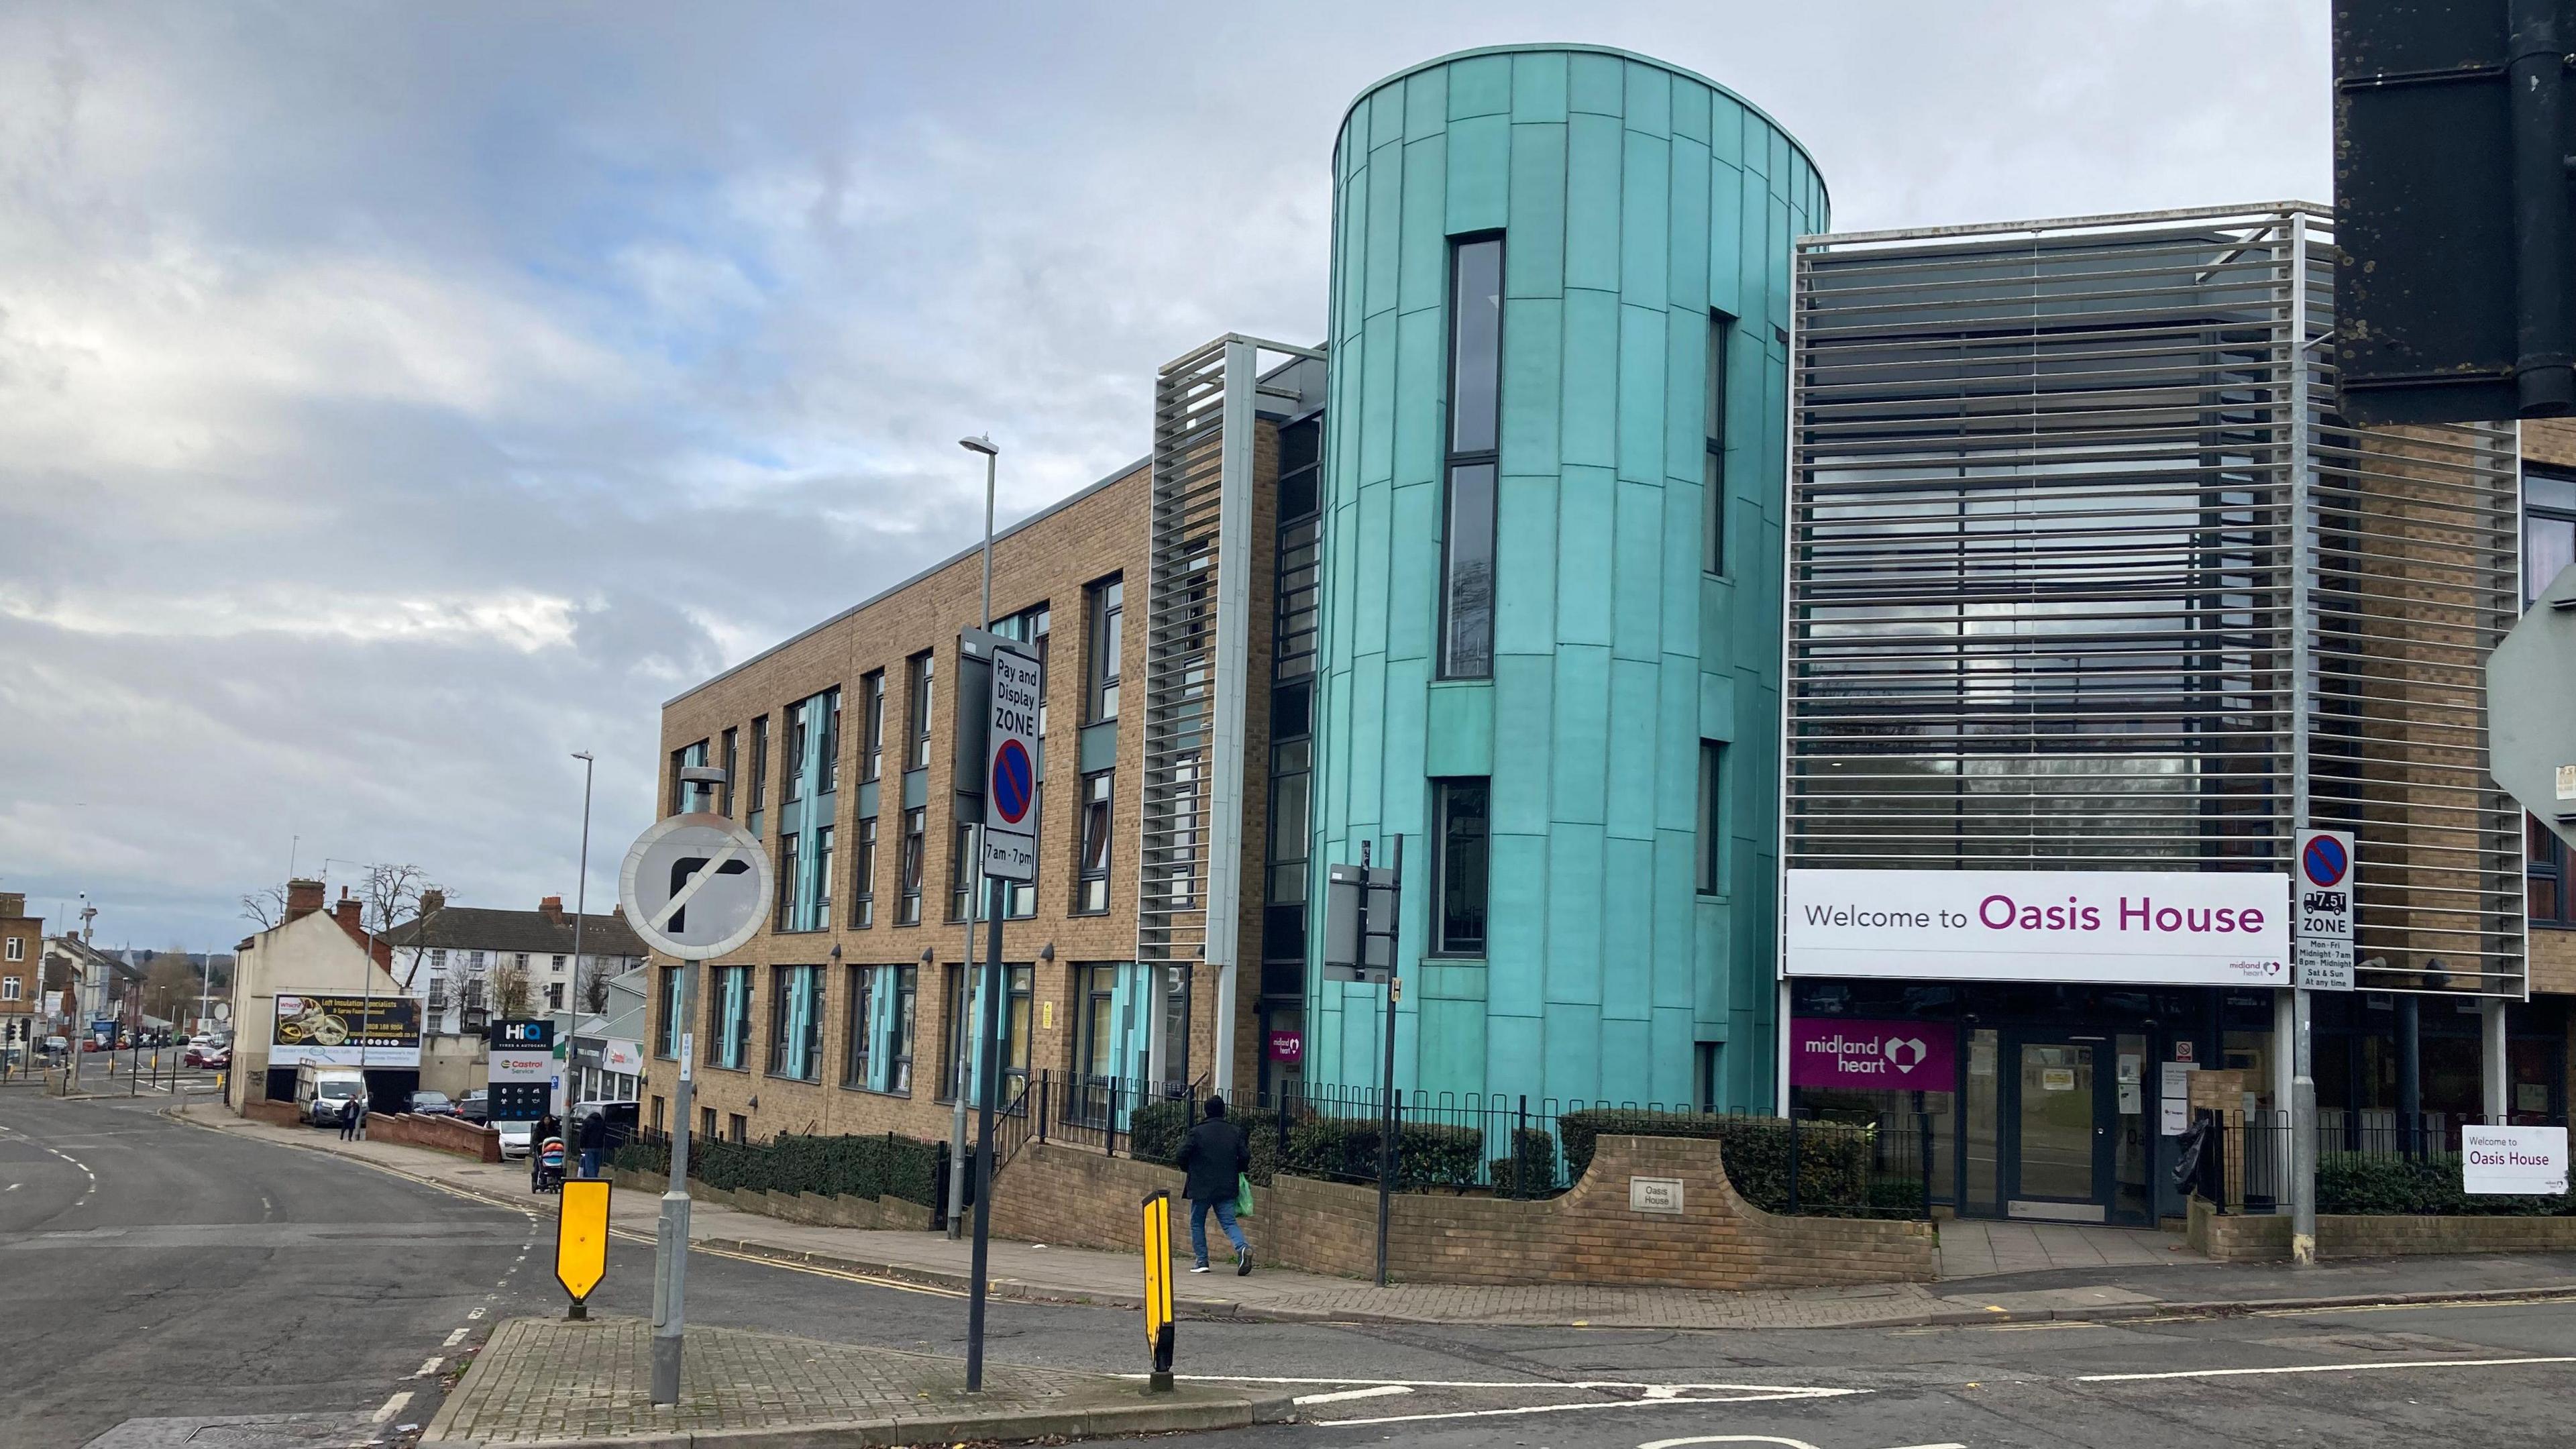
[0,2,2330,952]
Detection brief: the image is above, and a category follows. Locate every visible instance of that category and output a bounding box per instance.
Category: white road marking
[467,1307,487,1320]
[1159,1376,1862,1429]
[2080,1354,2576,1383]
[443,1328,469,1346]
[1292,1385,1413,1405]
[372,1391,412,1423]
[1638,1439,1825,1449]
[415,1356,443,1377]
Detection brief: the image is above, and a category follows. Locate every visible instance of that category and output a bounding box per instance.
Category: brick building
[0,894,38,1062]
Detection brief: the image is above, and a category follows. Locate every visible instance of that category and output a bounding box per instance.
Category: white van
[296,1065,366,1127]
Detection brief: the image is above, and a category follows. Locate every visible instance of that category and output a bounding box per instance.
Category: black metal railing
[2193,1108,2576,1218]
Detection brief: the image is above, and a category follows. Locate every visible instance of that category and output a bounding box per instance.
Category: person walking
[1175,1095,1252,1275]
[341,1088,368,1142]
[576,1106,608,1179]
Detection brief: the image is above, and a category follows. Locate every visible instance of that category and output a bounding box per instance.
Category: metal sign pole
[965,872,1006,1392]
[1372,838,1403,1289]
[652,954,695,1405]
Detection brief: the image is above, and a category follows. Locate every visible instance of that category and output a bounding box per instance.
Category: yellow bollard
[1140,1189,1175,1391]
[556,1178,610,1320]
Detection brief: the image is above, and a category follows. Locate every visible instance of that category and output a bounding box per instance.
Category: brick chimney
[0,892,24,920]
[539,895,564,923]
[420,889,445,916]
[333,888,363,932]
[286,878,325,922]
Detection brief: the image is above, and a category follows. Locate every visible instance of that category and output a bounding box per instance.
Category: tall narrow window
[1085,577,1123,722]
[783,699,808,804]
[899,807,926,924]
[1075,770,1114,913]
[1003,603,1052,733]
[812,824,835,927]
[658,965,685,1058]
[1706,310,1733,575]
[775,833,802,932]
[719,727,738,816]
[1697,741,1726,896]
[1442,237,1502,680]
[851,816,877,928]
[818,687,842,794]
[1432,778,1490,956]
[841,962,870,1086]
[950,823,978,922]
[747,714,770,833]
[859,670,885,782]
[905,651,935,771]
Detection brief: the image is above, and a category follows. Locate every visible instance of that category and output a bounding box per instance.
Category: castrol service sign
[1784,869,2288,987]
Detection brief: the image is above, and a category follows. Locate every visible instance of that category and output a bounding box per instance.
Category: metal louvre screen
[1786,205,2524,998]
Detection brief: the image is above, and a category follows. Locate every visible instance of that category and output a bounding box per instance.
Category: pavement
[425,1316,1292,1448]
[174,1099,2576,1332]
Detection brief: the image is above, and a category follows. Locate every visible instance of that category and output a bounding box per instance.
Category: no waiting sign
[981,643,1042,882]
[2294,827,2355,992]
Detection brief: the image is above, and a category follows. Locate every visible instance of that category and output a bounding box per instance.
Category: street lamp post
[571,751,595,1108]
[947,434,998,1240]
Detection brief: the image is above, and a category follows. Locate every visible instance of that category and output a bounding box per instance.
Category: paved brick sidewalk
[425,1316,1284,1447]
[174,1102,2576,1334]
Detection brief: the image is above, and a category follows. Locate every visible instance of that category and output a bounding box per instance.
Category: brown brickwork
[2189,1195,2576,1260]
[985,1134,1934,1290]
[364,1111,502,1163]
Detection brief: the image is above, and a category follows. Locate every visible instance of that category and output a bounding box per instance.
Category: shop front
[1783,867,2294,1226]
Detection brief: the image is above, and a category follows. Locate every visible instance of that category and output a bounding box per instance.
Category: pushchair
[535,1136,567,1193]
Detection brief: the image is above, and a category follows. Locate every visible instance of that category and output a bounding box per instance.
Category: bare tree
[142,947,200,1022]
[360,864,448,989]
[239,885,286,931]
[578,954,618,1015]
[490,961,532,1020]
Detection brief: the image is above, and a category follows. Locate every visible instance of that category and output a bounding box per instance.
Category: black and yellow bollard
[1140,1189,1175,1391]
[557,1177,610,1320]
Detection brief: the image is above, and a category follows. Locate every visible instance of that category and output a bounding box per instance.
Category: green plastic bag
[1234,1172,1255,1219]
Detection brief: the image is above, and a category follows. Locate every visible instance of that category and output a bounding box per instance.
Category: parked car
[185,1034,233,1067]
[408,1091,457,1117]
[202,1046,231,1071]
[455,1089,490,1124]
[297,1066,366,1126]
[496,1121,534,1159]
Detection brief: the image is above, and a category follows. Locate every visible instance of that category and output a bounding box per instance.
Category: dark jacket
[578,1111,608,1152]
[1175,1116,1250,1201]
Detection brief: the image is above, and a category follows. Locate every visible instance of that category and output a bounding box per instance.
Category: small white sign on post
[2463,1125,2569,1195]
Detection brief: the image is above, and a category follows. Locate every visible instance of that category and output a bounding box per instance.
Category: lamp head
[959,434,998,457]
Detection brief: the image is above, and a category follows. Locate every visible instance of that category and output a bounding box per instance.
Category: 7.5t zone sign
[981,643,1042,883]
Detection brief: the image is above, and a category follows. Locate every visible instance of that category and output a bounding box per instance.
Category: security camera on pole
[617,769,768,1409]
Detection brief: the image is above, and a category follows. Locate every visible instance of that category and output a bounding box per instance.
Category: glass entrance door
[2004,1035,2112,1221]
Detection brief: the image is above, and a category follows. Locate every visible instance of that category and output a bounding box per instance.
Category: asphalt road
[8,1086,2576,1448]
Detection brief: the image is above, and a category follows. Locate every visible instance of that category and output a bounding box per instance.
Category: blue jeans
[1189,1195,1248,1266]
[580,1148,601,1179]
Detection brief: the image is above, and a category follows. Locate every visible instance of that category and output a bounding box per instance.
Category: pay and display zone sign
[981,642,1042,882]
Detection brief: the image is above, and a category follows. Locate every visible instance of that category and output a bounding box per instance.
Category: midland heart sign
[1790,1018,1957,1090]
[1784,869,2289,987]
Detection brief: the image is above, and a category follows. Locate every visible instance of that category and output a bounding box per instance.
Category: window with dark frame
[712,964,751,1071]
[1441,236,1502,680]
[941,963,1033,1106]
[851,816,877,928]
[905,651,935,771]
[1075,770,1114,913]
[812,824,835,928]
[1002,603,1051,733]
[1432,778,1490,956]
[860,670,885,782]
[774,832,801,932]
[748,714,769,831]
[818,686,842,794]
[720,727,738,816]
[899,807,926,924]
[657,965,684,1058]
[1705,310,1733,576]
[2533,816,2573,928]
[2526,469,2575,606]
[1085,577,1123,722]
[766,964,822,1081]
[783,698,808,804]
[841,962,870,1086]
[1697,741,1725,895]
[950,822,977,922]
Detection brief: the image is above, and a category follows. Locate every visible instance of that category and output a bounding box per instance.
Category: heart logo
[1885,1037,1928,1071]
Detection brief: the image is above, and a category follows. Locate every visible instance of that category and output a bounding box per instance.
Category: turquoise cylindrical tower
[1306,44,1825,1112]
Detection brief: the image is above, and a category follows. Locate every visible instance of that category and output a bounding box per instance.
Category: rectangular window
[1072,963,1128,1124]
[1075,770,1114,914]
[2532,815,2573,928]
[668,746,687,816]
[767,965,822,1081]
[749,715,770,815]
[4,936,23,963]
[841,962,870,1086]
[775,831,801,932]
[2,976,19,1002]
[899,807,926,925]
[951,823,979,921]
[429,948,447,972]
[1697,741,1726,895]
[818,686,842,794]
[1433,778,1490,956]
[649,959,680,1046]
[1266,741,1311,905]
[728,1114,747,1144]
[860,670,885,782]
[545,982,564,1011]
[905,651,935,771]
[863,963,918,1094]
[515,953,529,972]
[1002,603,1052,734]
[851,816,877,928]
[2527,469,2576,605]
[1441,236,1503,680]
[550,955,566,974]
[1706,309,1733,575]
[1085,577,1123,722]
[812,824,835,927]
[720,727,739,816]
[783,698,809,804]
[701,1106,716,1142]
[710,965,752,1070]
[942,963,1033,1105]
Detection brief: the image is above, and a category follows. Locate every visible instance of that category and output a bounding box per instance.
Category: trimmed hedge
[2317,1151,2576,1217]
[1557,1109,1881,1215]
[608,1131,943,1208]
[1132,1100,1485,1191]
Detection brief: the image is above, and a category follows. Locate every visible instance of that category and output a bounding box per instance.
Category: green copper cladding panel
[1310,46,1822,1114]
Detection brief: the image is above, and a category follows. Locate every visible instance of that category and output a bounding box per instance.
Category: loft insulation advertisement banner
[1784,869,2289,987]
[269,993,423,1067]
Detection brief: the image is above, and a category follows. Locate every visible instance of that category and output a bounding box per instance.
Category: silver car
[496,1121,534,1159]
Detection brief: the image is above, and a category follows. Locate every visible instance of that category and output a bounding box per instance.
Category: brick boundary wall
[364,1112,502,1163]
[989,1134,1936,1290]
[239,1098,302,1128]
[605,1168,934,1231]
[2188,1196,2576,1260]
